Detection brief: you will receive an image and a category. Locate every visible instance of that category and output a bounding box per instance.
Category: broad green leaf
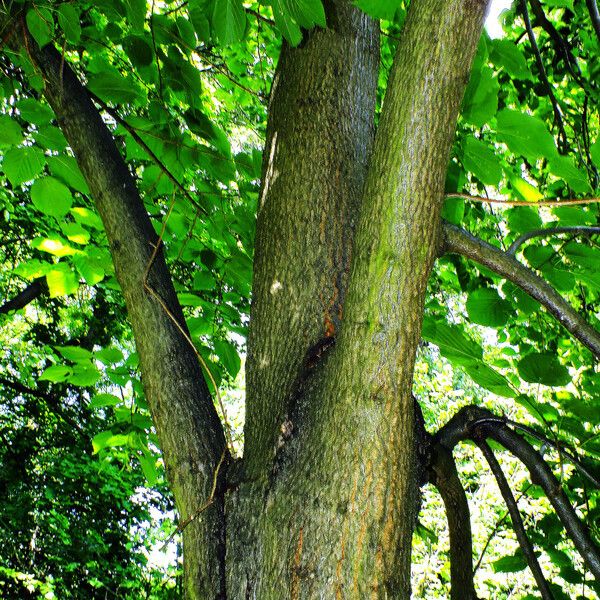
[214,339,241,378]
[96,347,125,365]
[31,177,73,218]
[2,146,46,185]
[68,364,102,387]
[462,66,499,127]
[355,0,398,20]
[517,353,570,386]
[511,177,543,202]
[55,345,93,362]
[39,365,71,383]
[89,393,121,409]
[0,115,23,146]
[124,36,154,67]
[73,253,106,285]
[124,0,147,32]
[493,552,528,573]
[507,207,542,233]
[212,0,246,45]
[71,207,104,230]
[496,110,557,163]
[92,430,115,453]
[422,317,483,365]
[285,0,327,27]
[548,156,591,193]
[462,136,502,185]
[177,16,197,50]
[61,222,90,245]
[87,72,144,105]
[47,155,90,194]
[466,288,514,327]
[45,264,79,297]
[34,126,68,151]
[463,362,514,397]
[490,39,532,80]
[31,236,78,257]
[138,452,158,486]
[58,4,81,44]
[26,8,54,48]
[591,138,600,168]
[563,242,600,269]
[17,98,54,125]
[272,2,303,45]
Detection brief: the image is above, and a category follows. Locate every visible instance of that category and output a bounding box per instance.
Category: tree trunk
[1,0,488,596]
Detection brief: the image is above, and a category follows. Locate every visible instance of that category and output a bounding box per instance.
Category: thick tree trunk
[227,0,489,598]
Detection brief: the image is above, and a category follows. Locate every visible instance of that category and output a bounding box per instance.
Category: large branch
[428,445,479,600]
[586,0,600,44]
[0,277,47,314]
[442,221,600,357]
[1,14,227,596]
[436,406,600,581]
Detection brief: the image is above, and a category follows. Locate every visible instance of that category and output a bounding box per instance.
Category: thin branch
[507,226,600,255]
[0,277,48,314]
[442,221,600,357]
[520,0,567,152]
[478,440,554,600]
[428,444,478,600]
[445,193,600,207]
[586,0,600,44]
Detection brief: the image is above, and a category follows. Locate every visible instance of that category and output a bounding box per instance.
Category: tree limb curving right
[441,221,600,358]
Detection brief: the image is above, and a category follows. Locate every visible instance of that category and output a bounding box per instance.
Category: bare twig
[521,0,567,153]
[445,193,600,207]
[478,440,554,600]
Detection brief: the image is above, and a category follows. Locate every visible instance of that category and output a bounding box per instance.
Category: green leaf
[462,362,514,397]
[285,0,327,28]
[89,393,122,409]
[73,253,106,285]
[55,345,94,362]
[96,347,125,365]
[17,98,54,125]
[466,288,514,327]
[26,8,54,48]
[31,176,73,218]
[71,207,104,230]
[354,0,399,20]
[67,364,102,386]
[31,236,78,257]
[45,264,79,297]
[61,222,90,245]
[591,138,600,168]
[2,146,46,186]
[212,0,246,45]
[0,115,24,147]
[34,126,68,151]
[493,552,528,573]
[517,353,570,387]
[214,339,241,378]
[496,110,558,163]
[548,156,591,193]
[507,207,542,233]
[47,155,90,194]
[87,72,144,105]
[422,317,483,365]
[462,136,502,185]
[489,39,532,80]
[272,1,303,45]
[462,66,499,127]
[510,177,543,203]
[124,36,154,67]
[138,452,158,485]
[124,0,147,32]
[39,365,71,383]
[58,4,81,44]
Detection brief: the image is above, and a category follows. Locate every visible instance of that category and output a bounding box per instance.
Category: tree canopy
[1,0,600,598]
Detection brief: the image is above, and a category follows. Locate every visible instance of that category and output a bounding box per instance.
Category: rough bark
[228,0,489,597]
[2,15,227,598]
